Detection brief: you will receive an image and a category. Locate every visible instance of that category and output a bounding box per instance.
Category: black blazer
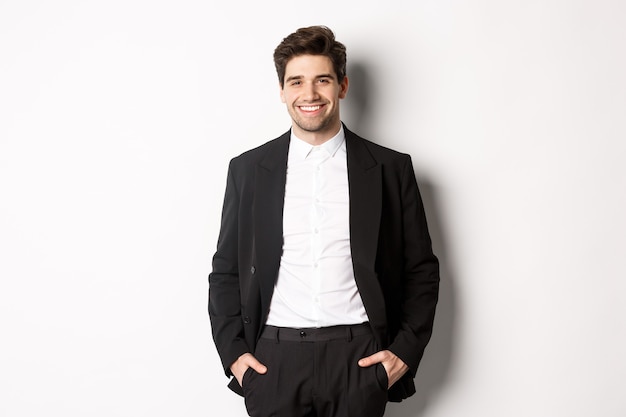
[209,126,439,402]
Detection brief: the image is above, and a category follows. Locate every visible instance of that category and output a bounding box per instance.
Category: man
[209,26,439,417]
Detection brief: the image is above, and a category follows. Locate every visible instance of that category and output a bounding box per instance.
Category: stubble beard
[290,107,337,134]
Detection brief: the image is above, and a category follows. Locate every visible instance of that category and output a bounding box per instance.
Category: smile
[298,105,322,111]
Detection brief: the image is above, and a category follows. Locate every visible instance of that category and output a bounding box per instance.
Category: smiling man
[208,26,440,417]
[280,54,347,143]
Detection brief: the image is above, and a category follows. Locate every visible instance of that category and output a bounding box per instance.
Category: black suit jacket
[209,126,439,402]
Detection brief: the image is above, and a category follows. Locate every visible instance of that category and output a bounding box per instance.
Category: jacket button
[243,316,251,324]
[250,266,256,274]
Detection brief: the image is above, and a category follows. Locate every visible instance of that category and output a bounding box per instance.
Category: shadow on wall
[343,61,373,134]
[344,60,457,417]
[397,179,457,417]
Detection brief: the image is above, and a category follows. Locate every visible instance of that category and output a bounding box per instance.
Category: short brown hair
[273,26,347,87]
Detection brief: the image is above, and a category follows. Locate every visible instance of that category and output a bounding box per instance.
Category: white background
[1,1,625,416]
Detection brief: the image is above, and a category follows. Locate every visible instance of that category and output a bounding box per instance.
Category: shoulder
[345,127,411,165]
[228,130,290,170]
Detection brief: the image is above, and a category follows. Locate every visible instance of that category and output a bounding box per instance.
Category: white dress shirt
[265,127,369,328]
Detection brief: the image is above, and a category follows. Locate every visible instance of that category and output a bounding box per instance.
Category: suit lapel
[254,132,289,311]
[345,129,387,333]
[346,129,382,275]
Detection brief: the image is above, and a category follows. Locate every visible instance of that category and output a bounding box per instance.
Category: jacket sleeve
[208,159,250,377]
[387,155,440,375]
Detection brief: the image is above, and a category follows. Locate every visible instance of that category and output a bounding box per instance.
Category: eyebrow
[285,73,336,83]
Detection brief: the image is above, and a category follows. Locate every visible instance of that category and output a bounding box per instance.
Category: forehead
[284,54,336,78]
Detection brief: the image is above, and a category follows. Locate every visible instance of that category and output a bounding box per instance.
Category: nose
[302,81,319,101]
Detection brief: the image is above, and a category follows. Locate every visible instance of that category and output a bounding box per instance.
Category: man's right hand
[230,352,268,387]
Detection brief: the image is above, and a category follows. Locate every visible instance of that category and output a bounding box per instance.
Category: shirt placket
[309,147,327,326]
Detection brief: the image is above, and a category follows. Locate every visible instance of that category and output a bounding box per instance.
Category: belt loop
[346,326,353,342]
[274,327,280,344]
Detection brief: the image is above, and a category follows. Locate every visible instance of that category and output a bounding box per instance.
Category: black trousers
[242,323,388,417]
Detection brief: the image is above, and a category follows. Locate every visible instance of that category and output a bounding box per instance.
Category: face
[280,54,349,144]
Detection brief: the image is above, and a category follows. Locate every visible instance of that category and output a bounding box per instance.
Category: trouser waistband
[260,322,371,342]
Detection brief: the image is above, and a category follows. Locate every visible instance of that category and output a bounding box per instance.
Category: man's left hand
[358,350,409,389]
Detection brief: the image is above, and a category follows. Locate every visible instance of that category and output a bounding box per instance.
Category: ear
[338,76,349,99]
[279,83,286,103]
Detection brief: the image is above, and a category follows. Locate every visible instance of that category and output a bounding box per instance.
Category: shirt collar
[289,126,346,161]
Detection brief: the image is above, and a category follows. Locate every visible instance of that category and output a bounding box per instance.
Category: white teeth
[300,105,321,111]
